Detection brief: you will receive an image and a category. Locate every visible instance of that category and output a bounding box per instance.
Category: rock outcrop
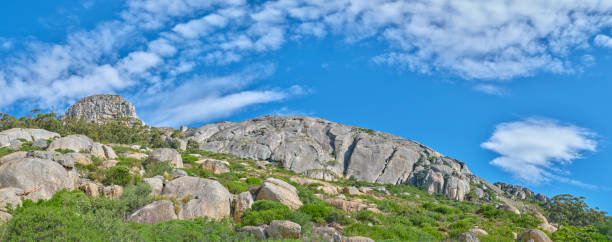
[266,220,301,239]
[256,178,303,209]
[495,182,549,203]
[127,200,178,224]
[47,135,116,160]
[162,176,231,220]
[0,158,76,201]
[0,128,59,148]
[518,229,553,242]
[65,94,142,124]
[186,116,472,200]
[146,148,183,168]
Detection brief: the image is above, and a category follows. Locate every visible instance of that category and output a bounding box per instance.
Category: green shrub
[144,161,172,177]
[222,181,249,194]
[245,177,262,186]
[239,200,312,228]
[116,157,143,168]
[596,219,612,241]
[54,148,75,154]
[182,167,213,178]
[181,154,199,165]
[105,166,132,185]
[552,225,608,242]
[299,203,350,224]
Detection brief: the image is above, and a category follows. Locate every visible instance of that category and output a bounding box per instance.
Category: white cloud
[3,0,612,121]
[473,84,507,96]
[482,118,597,187]
[594,34,612,48]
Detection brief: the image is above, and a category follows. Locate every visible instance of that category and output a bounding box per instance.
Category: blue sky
[1,0,611,211]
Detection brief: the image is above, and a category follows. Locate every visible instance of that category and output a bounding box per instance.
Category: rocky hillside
[184,116,474,201]
[0,94,608,241]
[65,94,142,124]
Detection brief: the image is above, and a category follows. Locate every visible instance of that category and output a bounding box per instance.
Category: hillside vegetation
[0,111,610,241]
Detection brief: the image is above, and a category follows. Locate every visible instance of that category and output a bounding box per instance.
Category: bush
[245,177,262,186]
[547,194,607,226]
[552,225,608,242]
[105,166,132,185]
[239,200,312,228]
[299,203,350,224]
[222,181,249,194]
[144,161,172,177]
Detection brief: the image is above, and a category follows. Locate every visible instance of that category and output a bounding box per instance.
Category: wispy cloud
[473,84,507,96]
[3,0,612,123]
[482,118,598,189]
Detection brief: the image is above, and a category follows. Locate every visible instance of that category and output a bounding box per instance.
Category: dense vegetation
[1,112,610,241]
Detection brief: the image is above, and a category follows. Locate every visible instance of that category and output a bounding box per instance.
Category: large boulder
[238,226,267,240]
[26,150,75,168]
[199,159,230,174]
[65,94,143,124]
[0,128,59,148]
[162,176,231,220]
[0,158,75,201]
[538,223,558,233]
[146,148,183,168]
[266,220,301,239]
[127,200,177,224]
[188,116,472,200]
[256,178,302,209]
[0,187,24,210]
[518,229,552,242]
[457,232,480,242]
[143,177,163,196]
[47,135,115,160]
[0,151,27,164]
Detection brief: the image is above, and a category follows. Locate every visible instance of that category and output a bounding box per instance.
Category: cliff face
[185,116,473,201]
[65,95,142,124]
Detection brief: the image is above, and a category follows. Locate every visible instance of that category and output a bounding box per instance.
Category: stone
[103,185,123,199]
[538,223,558,233]
[199,159,230,174]
[189,116,472,201]
[266,220,301,239]
[325,198,368,213]
[0,151,27,164]
[518,229,552,242]
[0,211,12,224]
[180,126,188,132]
[0,158,75,201]
[256,178,302,209]
[0,128,59,148]
[143,177,163,196]
[474,188,485,199]
[26,150,75,168]
[500,204,520,214]
[66,152,93,165]
[469,227,488,236]
[0,187,24,210]
[103,145,118,159]
[341,236,375,242]
[457,232,480,242]
[534,213,548,224]
[343,186,362,195]
[47,135,114,160]
[162,176,231,220]
[126,152,148,160]
[536,193,549,203]
[79,181,101,197]
[32,139,49,149]
[65,94,143,124]
[127,200,178,224]
[102,159,119,169]
[170,169,188,177]
[146,148,183,168]
[313,226,343,241]
[238,226,267,240]
[233,191,254,222]
[9,139,22,150]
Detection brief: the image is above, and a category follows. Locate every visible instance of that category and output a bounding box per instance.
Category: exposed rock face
[186,116,472,200]
[162,176,232,220]
[495,182,548,202]
[47,135,116,160]
[266,220,301,239]
[0,187,24,210]
[0,158,75,201]
[65,94,142,124]
[458,232,480,242]
[518,229,553,242]
[238,226,267,239]
[256,178,303,209]
[146,148,183,168]
[143,177,163,196]
[233,191,254,222]
[127,200,178,224]
[0,128,60,148]
[199,159,230,174]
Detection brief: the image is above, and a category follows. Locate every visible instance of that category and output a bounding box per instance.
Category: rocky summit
[65,94,142,124]
[184,116,473,201]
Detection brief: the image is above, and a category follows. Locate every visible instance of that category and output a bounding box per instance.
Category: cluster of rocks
[183,116,473,201]
[458,227,553,242]
[239,221,374,241]
[494,182,549,203]
[65,94,143,124]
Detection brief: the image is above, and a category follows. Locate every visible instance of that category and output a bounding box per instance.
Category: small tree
[547,194,606,226]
